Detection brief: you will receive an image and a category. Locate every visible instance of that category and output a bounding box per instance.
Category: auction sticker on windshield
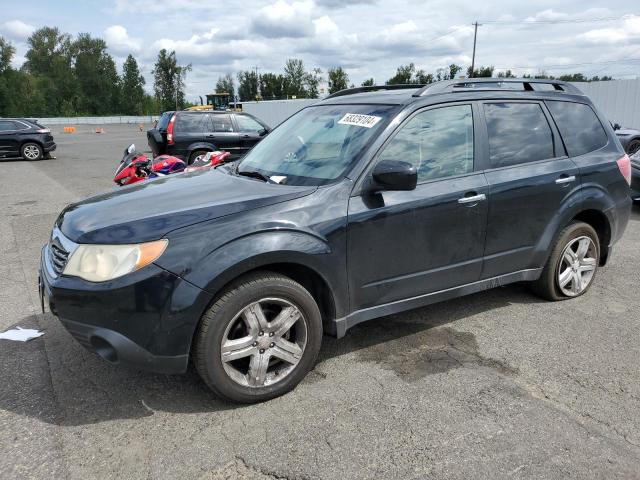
[338,113,382,128]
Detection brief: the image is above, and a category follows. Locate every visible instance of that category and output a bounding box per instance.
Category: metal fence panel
[37,115,160,125]
[574,79,640,129]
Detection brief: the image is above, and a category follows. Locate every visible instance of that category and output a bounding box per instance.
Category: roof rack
[325,84,426,99]
[413,78,584,96]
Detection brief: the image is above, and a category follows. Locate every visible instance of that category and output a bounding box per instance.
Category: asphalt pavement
[1,124,639,479]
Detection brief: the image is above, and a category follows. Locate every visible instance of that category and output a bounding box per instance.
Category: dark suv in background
[41,79,631,403]
[147,110,270,163]
[0,118,56,160]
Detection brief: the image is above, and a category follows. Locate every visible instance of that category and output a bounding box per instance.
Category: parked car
[40,79,632,403]
[0,118,56,160]
[147,110,270,163]
[613,123,640,156]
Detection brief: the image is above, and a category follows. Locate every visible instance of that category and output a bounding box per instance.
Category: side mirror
[370,160,417,192]
[613,123,621,131]
[126,144,135,154]
[259,128,269,136]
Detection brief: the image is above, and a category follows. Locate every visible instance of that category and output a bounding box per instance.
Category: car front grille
[49,242,69,276]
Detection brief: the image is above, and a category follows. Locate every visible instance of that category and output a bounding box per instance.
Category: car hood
[57,168,316,244]
[616,128,640,136]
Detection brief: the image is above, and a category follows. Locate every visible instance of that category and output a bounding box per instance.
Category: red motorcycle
[113,145,230,186]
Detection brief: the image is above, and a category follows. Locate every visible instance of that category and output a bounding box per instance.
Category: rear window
[546,101,608,157]
[157,112,173,131]
[176,113,204,133]
[484,102,555,168]
[207,114,234,132]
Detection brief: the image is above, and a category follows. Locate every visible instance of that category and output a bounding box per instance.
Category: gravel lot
[1,124,639,480]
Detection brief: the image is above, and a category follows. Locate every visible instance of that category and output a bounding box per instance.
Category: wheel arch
[571,209,611,265]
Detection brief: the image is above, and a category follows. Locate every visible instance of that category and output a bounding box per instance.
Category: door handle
[555,175,576,185]
[458,193,486,204]
[242,134,250,138]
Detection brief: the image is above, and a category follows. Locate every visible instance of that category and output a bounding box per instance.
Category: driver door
[347,103,489,311]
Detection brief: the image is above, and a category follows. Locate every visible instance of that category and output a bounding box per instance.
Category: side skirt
[330,268,542,338]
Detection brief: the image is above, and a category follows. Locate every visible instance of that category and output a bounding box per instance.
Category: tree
[305,67,323,98]
[361,78,375,86]
[448,64,462,80]
[120,54,146,115]
[283,58,307,98]
[72,33,120,114]
[260,73,285,100]
[215,73,235,100]
[386,63,430,84]
[328,67,349,94]
[0,36,15,73]
[237,70,259,101]
[497,69,516,78]
[467,65,494,78]
[152,49,191,112]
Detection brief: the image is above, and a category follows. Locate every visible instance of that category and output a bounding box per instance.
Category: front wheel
[531,222,600,301]
[21,142,43,161]
[193,272,323,403]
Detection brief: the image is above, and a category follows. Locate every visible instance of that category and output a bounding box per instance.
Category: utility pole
[470,21,480,78]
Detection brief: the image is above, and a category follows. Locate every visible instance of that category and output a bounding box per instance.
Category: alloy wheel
[557,236,597,297]
[23,145,40,160]
[220,297,307,388]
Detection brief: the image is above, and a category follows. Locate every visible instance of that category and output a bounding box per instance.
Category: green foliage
[259,73,286,100]
[237,70,259,101]
[467,65,495,78]
[215,73,235,100]
[121,55,146,115]
[152,49,191,112]
[328,67,349,94]
[361,78,375,87]
[386,63,434,85]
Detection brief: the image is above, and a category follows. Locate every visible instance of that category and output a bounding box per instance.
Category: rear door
[234,114,269,155]
[0,120,20,158]
[479,100,579,278]
[172,113,205,159]
[204,114,243,158]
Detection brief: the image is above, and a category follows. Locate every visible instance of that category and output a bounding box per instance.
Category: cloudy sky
[1,0,639,102]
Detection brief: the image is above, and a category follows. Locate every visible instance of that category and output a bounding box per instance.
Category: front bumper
[40,244,212,374]
[44,141,57,153]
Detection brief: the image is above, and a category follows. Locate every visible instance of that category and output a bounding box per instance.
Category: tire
[188,149,209,165]
[193,271,323,403]
[627,139,640,156]
[531,221,600,301]
[21,142,43,161]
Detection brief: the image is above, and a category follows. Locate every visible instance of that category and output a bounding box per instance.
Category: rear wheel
[21,142,43,161]
[193,272,323,403]
[627,139,640,156]
[532,222,600,301]
[188,149,209,165]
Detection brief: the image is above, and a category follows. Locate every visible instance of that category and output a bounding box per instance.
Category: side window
[546,101,608,156]
[208,114,234,133]
[0,121,15,132]
[175,114,203,133]
[378,104,474,182]
[236,115,265,133]
[484,103,555,168]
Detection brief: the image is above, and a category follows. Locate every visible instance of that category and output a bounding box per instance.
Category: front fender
[181,230,348,319]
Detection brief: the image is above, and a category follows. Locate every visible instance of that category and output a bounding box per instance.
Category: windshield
[236,104,397,186]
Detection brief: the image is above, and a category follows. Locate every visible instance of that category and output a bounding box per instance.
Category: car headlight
[63,240,168,282]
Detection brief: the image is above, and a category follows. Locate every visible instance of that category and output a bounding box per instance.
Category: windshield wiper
[237,168,270,182]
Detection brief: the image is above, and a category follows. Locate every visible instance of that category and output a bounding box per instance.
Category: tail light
[167,114,176,145]
[617,154,631,185]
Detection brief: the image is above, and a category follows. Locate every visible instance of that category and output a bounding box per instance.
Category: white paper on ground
[0,327,45,342]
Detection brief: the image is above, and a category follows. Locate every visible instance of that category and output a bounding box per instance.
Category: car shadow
[0,282,543,426]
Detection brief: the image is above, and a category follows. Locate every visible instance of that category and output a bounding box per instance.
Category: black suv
[40,79,632,403]
[0,118,56,160]
[147,110,270,163]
